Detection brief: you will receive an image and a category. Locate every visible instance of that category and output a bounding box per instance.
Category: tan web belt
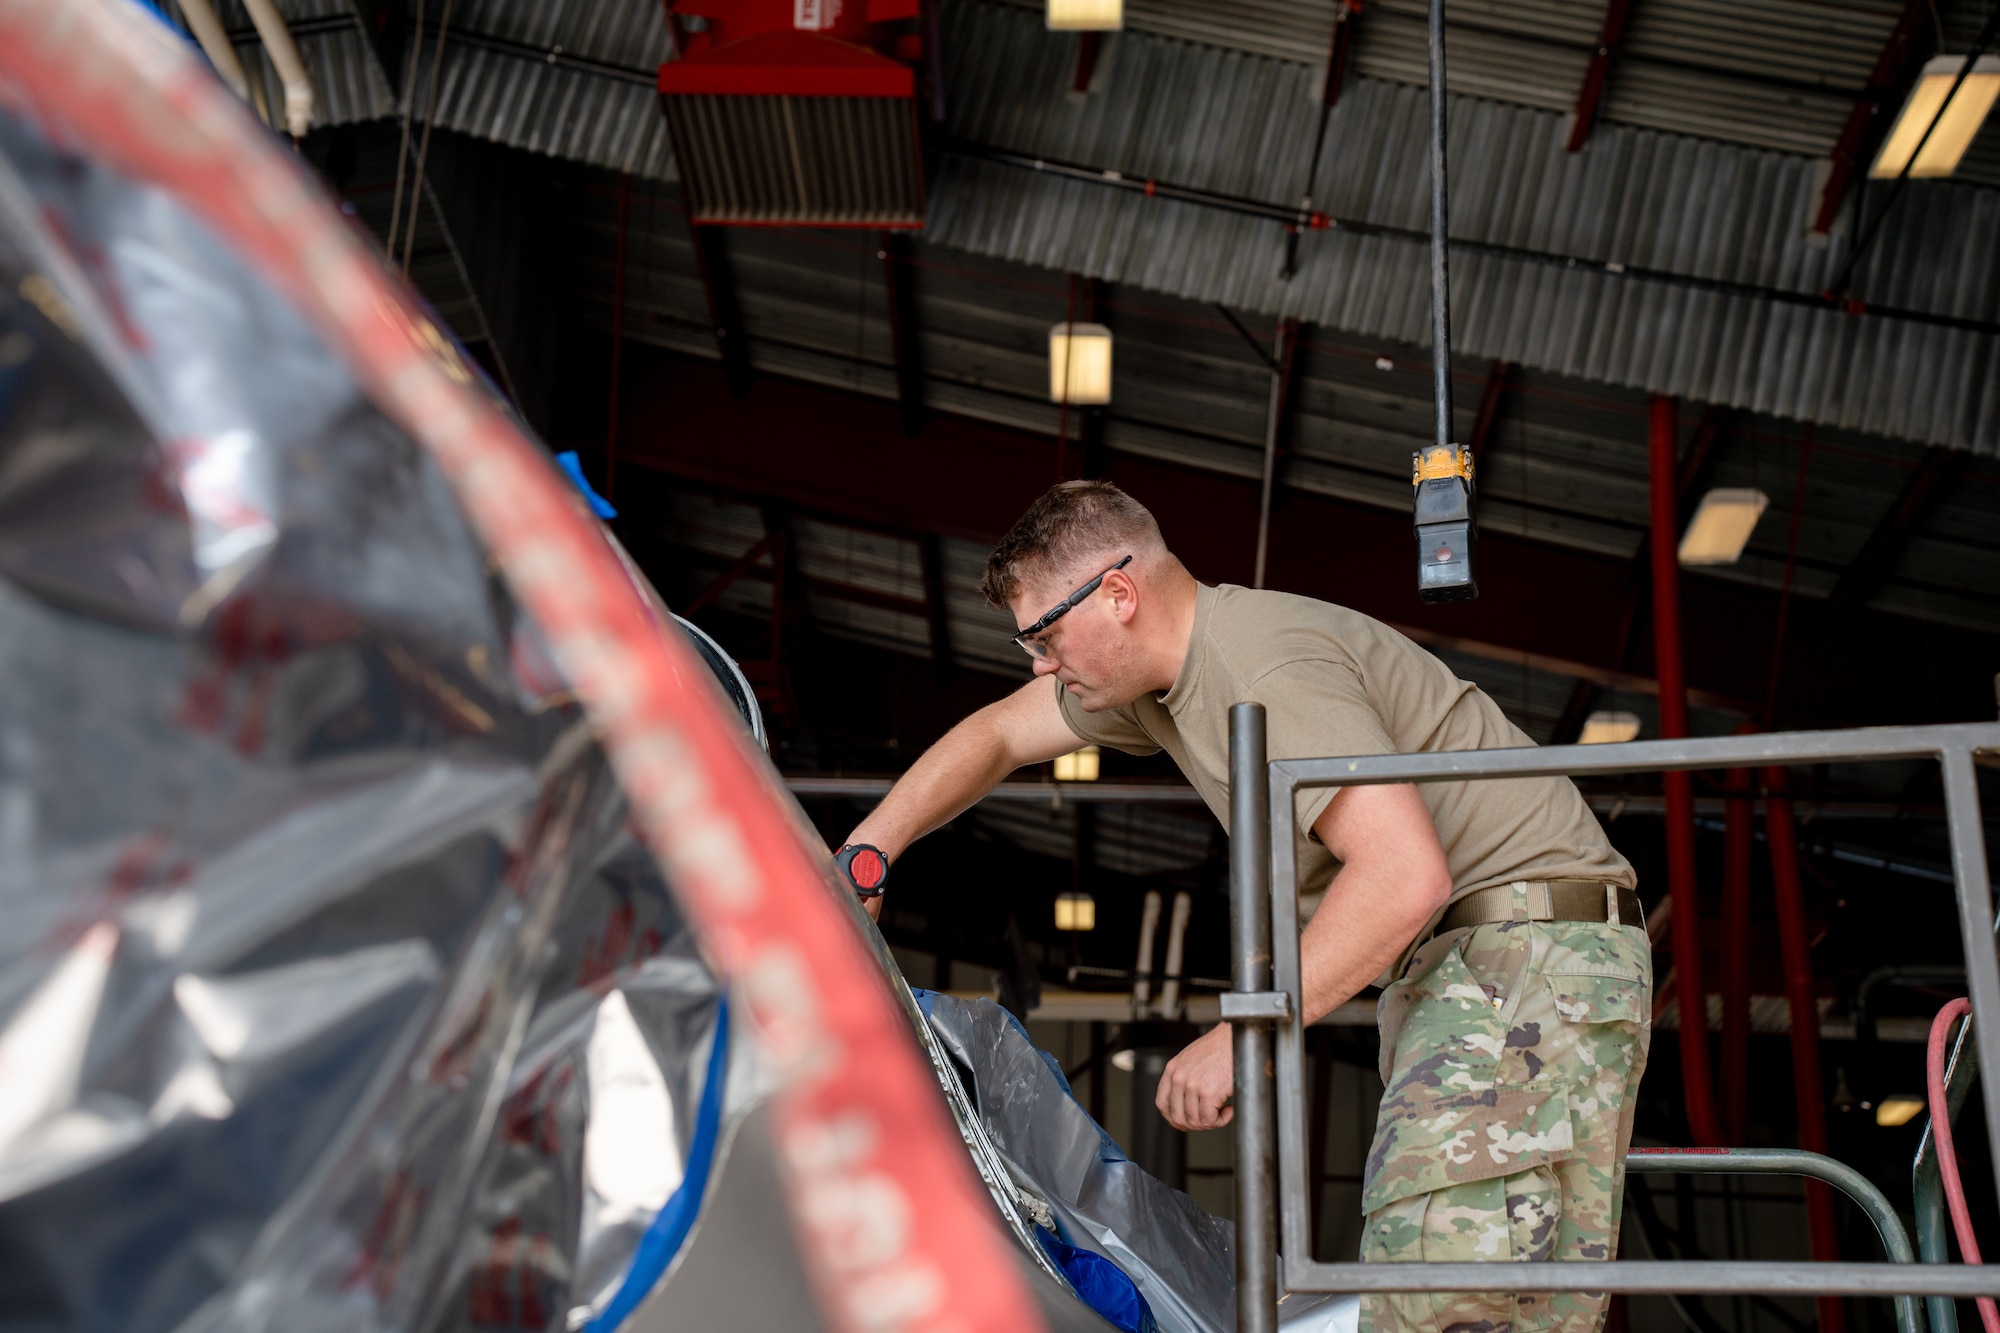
[1436,879,1644,935]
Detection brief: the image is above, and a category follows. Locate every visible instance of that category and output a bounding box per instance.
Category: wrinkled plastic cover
[0,101,780,1333]
[921,996,1237,1333]
[920,997,1363,1333]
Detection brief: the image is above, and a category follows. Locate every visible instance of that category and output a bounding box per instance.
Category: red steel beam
[1811,0,1931,235]
[1321,0,1361,108]
[1567,0,1634,153]
[1466,358,1511,467]
[1648,394,1721,1147]
[1763,766,1846,1333]
[1830,444,1968,609]
[1072,31,1100,96]
[605,172,631,500]
[1719,761,1754,1145]
[605,347,2000,728]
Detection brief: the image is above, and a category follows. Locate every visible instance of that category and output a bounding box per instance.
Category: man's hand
[1156,1022,1234,1131]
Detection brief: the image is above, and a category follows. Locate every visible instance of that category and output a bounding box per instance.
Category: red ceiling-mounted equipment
[659,0,930,227]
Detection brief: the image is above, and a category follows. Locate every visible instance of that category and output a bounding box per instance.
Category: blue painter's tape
[556,450,618,520]
[586,993,729,1332]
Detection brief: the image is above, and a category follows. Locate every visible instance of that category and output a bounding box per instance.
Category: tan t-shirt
[1059,584,1633,968]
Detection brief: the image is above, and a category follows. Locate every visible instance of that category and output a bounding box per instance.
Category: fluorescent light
[1110,1048,1137,1072]
[1678,488,1769,566]
[1049,323,1113,404]
[1579,711,1642,745]
[1876,1095,1927,1128]
[1047,0,1121,30]
[1054,745,1100,782]
[1871,55,2000,179]
[1055,891,1096,932]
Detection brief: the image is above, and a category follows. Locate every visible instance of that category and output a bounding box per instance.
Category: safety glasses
[1010,555,1132,660]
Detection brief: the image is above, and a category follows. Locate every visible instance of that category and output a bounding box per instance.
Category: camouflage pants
[1358,896,1651,1333]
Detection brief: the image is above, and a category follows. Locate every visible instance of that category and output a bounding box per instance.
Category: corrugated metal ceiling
[930,1,2000,455]
[548,172,1999,639]
[1049,0,1970,165]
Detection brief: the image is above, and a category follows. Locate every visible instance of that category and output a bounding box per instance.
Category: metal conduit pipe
[1228,702,1279,1333]
[1157,890,1192,1019]
[1132,889,1161,1013]
[176,0,250,102]
[1628,1148,1921,1333]
[240,0,314,139]
[1857,967,1969,1044]
[1251,321,1288,590]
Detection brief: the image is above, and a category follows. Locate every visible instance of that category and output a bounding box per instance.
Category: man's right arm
[843,679,1080,915]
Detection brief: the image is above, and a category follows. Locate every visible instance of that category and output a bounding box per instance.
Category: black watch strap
[836,844,890,898]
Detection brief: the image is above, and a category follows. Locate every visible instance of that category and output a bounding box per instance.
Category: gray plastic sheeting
[923,996,1237,1333]
[0,96,775,1333]
[921,996,1363,1333]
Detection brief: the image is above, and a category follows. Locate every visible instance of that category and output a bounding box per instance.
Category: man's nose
[1032,654,1060,677]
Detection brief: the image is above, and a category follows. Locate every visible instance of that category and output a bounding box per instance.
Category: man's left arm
[1154,782,1452,1132]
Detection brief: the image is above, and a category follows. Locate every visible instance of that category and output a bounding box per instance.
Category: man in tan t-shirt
[839,481,1650,1333]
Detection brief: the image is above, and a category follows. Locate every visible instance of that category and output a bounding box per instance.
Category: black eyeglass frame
[1010,554,1133,659]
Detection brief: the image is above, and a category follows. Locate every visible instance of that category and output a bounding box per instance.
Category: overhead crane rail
[1225,712,2000,1331]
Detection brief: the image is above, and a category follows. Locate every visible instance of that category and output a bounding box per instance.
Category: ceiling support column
[1466,358,1511,467]
[1831,444,1967,610]
[1649,394,1721,1148]
[1566,0,1634,152]
[1719,761,1755,1146]
[1811,0,1931,234]
[1252,318,1299,589]
[690,222,753,398]
[1764,768,1848,1333]
[881,231,928,437]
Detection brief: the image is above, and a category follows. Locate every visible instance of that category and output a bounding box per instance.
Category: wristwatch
[835,844,890,898]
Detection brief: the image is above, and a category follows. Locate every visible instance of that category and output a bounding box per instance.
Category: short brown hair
[981,481,1163,607]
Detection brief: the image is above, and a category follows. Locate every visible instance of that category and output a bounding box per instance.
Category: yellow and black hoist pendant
[1412,443,1478,604]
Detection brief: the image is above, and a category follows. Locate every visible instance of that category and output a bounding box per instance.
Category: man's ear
[1105,568,1140,623]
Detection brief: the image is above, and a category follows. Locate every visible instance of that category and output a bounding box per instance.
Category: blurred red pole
[1649,394,1720,1146]
[1720,761,1754,1143]
[605,172,630,501]
[1763,766,1845,1333]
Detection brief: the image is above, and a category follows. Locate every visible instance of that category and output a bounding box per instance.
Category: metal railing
[1628,1147,1920,1333]
[1225,709,2000,1333]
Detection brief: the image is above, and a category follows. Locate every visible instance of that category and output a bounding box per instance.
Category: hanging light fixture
[1874,1095,1926,1127]
[1053,745,1100,781]
[1049,322,1113,405]
[1054,891,1097,932]
[1046,0,1121,30]
[1871,54,2000,179]
[1678,488,1768,566]
[1579,711,1642,745]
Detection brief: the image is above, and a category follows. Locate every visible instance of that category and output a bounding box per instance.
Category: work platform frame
[1225,713,2000,1333]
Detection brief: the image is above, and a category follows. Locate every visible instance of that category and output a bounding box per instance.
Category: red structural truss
[1812,0,1931,234]
[1764,768,1846,1333]
[1648,395,1722,1147]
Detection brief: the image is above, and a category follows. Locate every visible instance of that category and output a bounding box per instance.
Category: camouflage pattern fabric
[1358,886,1652,1333]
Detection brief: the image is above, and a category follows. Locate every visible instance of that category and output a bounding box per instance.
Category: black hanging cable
[1829,0,2000,299]
[1282,3,1353,278]
[400,0,455,274]
[386,0,425,254]
[1427,0,1453,457]
[1410,0,1478,602]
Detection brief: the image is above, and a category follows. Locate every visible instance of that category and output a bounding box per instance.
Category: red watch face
[850,848,886,889]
